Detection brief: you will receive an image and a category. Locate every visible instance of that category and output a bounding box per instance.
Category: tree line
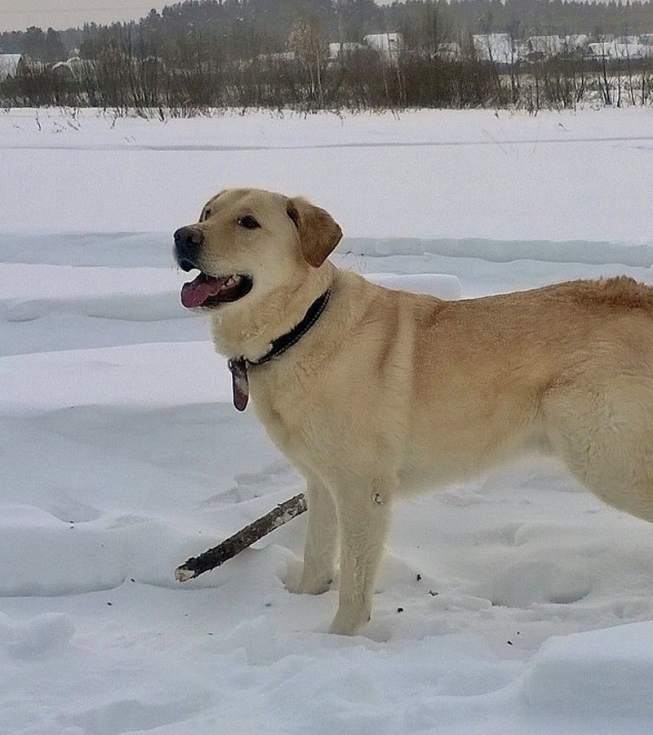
[1,0,653,111]
[3,1,653,60]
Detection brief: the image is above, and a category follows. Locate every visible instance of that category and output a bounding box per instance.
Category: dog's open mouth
[180,272,253,309]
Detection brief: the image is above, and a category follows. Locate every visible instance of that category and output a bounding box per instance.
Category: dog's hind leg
[543,378,653,523]
[328,473,394,635]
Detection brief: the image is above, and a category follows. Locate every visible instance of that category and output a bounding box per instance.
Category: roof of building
[0,53,22,79]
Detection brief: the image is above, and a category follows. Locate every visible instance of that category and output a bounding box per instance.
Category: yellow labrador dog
[175,187,653,635]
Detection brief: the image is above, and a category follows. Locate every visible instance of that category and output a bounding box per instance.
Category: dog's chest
[250,372,313,458]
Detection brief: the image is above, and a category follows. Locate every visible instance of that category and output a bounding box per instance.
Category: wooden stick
[175,492,307,581]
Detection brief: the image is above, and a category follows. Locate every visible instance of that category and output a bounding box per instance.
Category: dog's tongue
[181,273,225,308]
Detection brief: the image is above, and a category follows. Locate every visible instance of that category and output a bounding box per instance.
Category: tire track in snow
[3,134,653,152]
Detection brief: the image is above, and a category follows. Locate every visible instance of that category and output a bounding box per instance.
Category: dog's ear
[286,197,343,268]
[199,190,226,222]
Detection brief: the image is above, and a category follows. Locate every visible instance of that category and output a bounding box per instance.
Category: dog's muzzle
[174,225,204,272]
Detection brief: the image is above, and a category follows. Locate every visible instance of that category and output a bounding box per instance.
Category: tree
[289,18,326,104]
[45,28,66,62]
[335,0,379,41]
[22,26,47,60]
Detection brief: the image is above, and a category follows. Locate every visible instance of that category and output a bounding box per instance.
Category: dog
[174,187,653,635]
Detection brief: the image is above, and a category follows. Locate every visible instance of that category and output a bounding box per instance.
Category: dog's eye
[201,208,211,222]
[237,215,260,230]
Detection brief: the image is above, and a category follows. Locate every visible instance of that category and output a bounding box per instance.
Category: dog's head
[174,188,342,312]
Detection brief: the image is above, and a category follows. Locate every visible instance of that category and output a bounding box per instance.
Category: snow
[0,342,231,410]
[3,107,653,243]
[524,622,653,715]
[3,107,653,734]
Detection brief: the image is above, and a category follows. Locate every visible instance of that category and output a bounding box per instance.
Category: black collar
[227,289,331,411]
[250,288,331,367]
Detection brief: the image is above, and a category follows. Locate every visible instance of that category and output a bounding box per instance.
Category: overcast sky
[0,1,171,31]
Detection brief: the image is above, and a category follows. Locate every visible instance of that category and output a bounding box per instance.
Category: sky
[0,1,170,31]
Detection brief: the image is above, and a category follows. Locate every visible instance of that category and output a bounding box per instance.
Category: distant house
[562,34,590,54]
[51,60,72,78]
[436,42,462,62]
[52,56,100,83]
[587,41,613,62]
[525,35,563,61]
[613,42,650,60]
[268,51,296,63]
[51,56,85,79]
[617,35,641,46]
[472,34,515,64]
[254,51,296,70]
[257,51,296,63]
[0,53,22,80]
[587,40,650,62]
[364,33,403,63]
[328,42,366,62]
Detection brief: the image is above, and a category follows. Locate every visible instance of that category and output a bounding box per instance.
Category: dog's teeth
[226,276,239,287]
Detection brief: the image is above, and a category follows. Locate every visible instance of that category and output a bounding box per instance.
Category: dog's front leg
[329,476,393,635]
[298,476,338,594]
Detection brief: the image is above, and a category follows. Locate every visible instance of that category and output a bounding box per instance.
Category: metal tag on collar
[228,358,249,411]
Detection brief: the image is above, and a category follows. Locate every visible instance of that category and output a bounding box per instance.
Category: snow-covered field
[2,107,653,734]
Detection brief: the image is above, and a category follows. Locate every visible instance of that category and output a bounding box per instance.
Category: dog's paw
[300,576,333,595]
[286,574,333,595]
[328,608,370,636]
[285,557,334,595]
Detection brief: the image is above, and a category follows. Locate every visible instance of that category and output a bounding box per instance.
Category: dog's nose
[174,226,204,271]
